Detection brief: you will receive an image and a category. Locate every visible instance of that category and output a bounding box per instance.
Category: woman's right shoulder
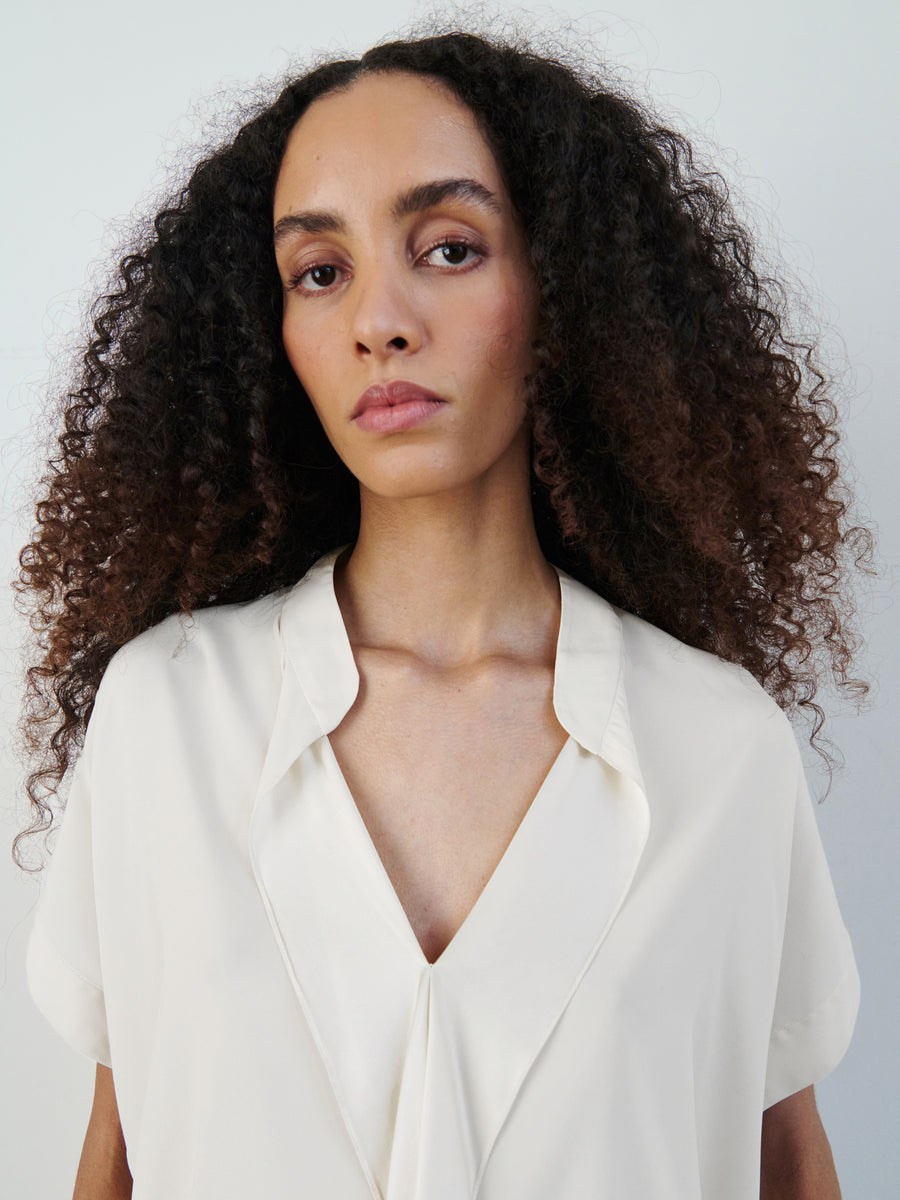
[93,588,289,717]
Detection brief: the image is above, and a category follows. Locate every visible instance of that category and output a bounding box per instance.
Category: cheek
[464,277,538,378]
[283,317,330,397]
[281,321,344,445]
[282,315,310,379]
[474,316,536,398]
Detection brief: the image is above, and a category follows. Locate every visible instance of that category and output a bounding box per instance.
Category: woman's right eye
[289,263,343,292]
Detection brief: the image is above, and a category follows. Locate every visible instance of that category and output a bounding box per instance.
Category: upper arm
[760,1086,841,1199]
[73,1064,132,1200]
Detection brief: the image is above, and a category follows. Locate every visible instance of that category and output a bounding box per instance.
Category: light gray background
[1,1,896,1195]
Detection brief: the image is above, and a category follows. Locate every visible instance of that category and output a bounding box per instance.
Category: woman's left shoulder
[617,606,797,760]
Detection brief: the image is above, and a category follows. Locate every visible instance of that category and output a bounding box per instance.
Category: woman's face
[273,70,539,501]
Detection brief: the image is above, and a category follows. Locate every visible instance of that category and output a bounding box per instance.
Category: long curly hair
[14,29,870,867]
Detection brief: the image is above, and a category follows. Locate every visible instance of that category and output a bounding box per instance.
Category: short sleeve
[763,770,860,1108]
[26,722,111,1066]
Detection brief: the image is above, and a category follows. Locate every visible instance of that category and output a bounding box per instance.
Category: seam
[33,916,104,996]
[769,960,855,1042]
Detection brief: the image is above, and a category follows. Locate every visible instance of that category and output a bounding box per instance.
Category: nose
[349,261,424,360]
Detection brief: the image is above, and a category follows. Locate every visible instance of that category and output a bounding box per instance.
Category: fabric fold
[248,551,650,1197]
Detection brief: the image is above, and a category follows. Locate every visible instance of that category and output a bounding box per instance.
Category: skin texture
[760,1086,843,1198]
[72,70,844,1199]
[73,1065,132,1199]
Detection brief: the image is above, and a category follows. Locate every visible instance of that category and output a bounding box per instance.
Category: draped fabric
[27,549,858,1198]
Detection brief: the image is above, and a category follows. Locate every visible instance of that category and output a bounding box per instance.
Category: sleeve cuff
[26,917,111,1067]
[763,955,860,1109]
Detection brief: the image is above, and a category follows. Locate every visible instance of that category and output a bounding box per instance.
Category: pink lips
[351,380,447,434]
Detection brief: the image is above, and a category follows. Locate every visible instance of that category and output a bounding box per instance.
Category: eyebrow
[273,177,502,246]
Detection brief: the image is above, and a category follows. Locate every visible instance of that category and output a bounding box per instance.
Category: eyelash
[285,237,486,295]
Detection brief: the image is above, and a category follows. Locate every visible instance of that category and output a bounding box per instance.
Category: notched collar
[553,567,645,789]
[256,549,359,798]
[262,547,644,794]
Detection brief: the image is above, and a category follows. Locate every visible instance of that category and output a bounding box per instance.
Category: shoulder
[617,606,799,770]
[604,607,806,854]
[619,607,775,712]
[93,588,289,719]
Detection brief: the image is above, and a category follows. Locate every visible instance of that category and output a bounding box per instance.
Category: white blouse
[27,548,859,1199]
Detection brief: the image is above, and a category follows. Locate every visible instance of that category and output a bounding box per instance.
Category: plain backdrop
[1,1,897,1195]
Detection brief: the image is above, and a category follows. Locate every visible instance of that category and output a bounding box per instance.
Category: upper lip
[350,380,446,420]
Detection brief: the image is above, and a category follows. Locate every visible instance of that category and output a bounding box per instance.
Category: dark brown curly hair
[14,29,871,867]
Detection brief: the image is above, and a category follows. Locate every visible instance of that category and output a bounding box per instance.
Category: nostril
[355,335,411,356]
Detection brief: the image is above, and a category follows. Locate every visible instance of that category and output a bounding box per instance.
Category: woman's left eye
[421,241,482,268]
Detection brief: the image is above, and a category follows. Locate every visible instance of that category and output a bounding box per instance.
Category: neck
[333,450,560,668]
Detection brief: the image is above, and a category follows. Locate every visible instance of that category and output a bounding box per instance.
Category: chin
[359,473,464,502]
[343,426,529,503]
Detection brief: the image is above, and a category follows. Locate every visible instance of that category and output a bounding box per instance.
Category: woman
[19,29,866,1200]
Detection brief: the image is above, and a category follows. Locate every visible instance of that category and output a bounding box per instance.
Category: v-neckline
[320,732,576,969]
[251,730,648,1199]
[248,548,652,1198]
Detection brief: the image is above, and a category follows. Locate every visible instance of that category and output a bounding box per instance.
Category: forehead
[273,71,505,219]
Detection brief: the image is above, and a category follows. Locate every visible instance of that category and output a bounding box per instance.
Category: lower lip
[354,398,447,434]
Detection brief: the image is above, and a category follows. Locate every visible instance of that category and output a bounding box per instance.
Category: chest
[327,651,568,963]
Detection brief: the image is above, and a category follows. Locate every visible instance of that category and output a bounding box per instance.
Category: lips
[350,379,446,420]
[349,380,448,434]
